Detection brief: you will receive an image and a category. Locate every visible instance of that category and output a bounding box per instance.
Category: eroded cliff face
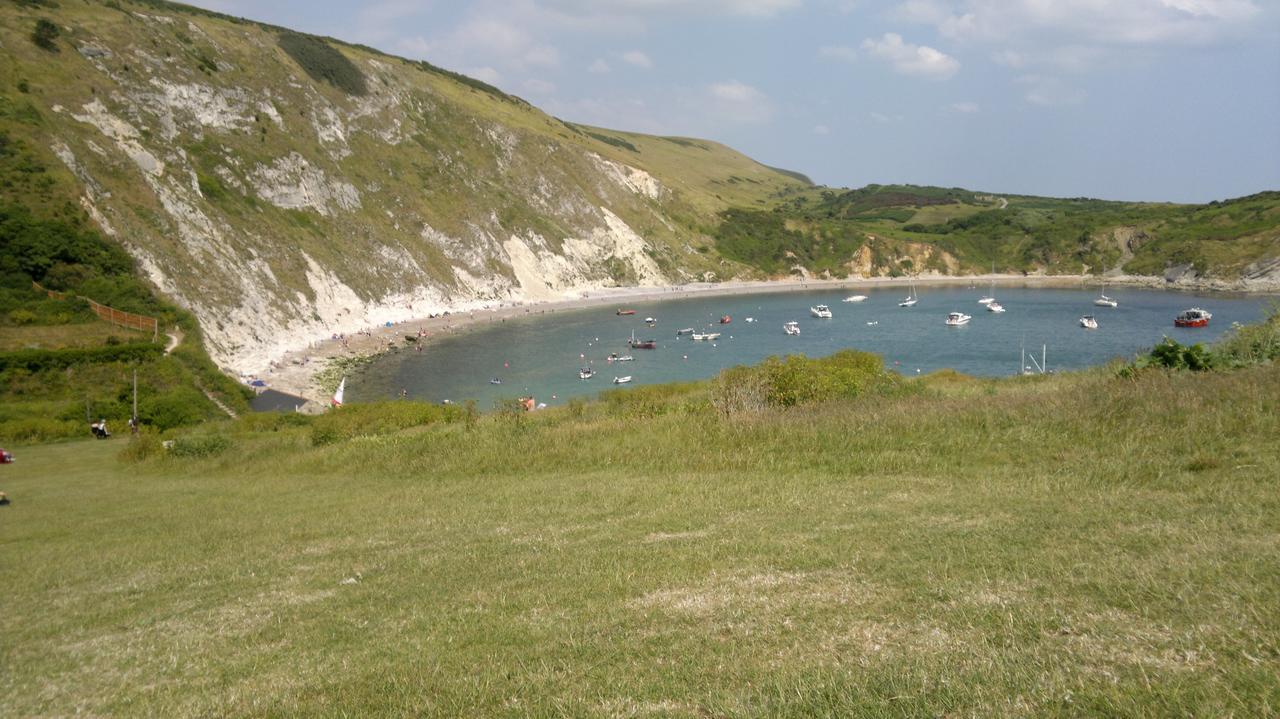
[5,5,766,375]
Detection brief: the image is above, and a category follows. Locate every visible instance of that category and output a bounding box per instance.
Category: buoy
[504,361,509,368]
[683,355,688,359]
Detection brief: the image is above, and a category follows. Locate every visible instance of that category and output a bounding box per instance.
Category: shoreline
[257,273,1277,407]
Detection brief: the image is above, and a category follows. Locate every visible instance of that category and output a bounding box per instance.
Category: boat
[783,321,801,336]
[608,353,634,362]
[490,378,503,385]
[644,317,657,326]
[866,321,878,326]
[691,332,721,341]
[898,278,918,307]
[616,309,636,315]
[810,304,833,318]
[1174,308,1212,327]
[676,327,694,335]
[579,367,595,379]
[987,301,1006,313]
[945,312,972,326]
[1079,315,1098,329]
[744,317,756,323]
[719,315,732,324]
[330,376,346,408]
[629,330,657,349]
[843,295,867,303]
[612,376,632,384]
[1094,282,1118,307]
[978,262,996,304]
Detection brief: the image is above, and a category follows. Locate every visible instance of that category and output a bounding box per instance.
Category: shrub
[140,386,212,431]
[118,432,163,463]
[309,401,460,446]
[168,433,232,458]
[277,32,367,96]
[0,342,163,372]
[711,350,898,415]
[31,19,59,52]
[1213,310,1280,368]
[0,417,83,443]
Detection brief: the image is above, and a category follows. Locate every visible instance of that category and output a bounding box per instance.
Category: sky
[185,0,1280,203]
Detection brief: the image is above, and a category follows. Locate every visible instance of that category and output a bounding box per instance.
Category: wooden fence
[32,281,159,340]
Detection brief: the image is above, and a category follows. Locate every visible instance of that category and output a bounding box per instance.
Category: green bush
[309,401,460,446]
[0,342,163,372]
[31,19,59,52]
[277,32,367,96]
[1213,310,1280,368]
[140,386,212,431]
[118,432,163,463]
[0,417,83,443]
[168,433,232,458]
[712,350,898,414]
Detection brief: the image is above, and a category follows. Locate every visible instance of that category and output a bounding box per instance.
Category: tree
[31,19,59,52]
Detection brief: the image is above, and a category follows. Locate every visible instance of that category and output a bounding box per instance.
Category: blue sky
[187,0,1279,203]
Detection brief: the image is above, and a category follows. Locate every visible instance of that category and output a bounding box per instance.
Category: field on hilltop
[3,330,1279,716]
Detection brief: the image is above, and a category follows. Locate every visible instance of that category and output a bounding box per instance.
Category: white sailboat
[1094,281,1118,307]
[978,263,996,304]
[331,377,346,407]
[898,278,918,307]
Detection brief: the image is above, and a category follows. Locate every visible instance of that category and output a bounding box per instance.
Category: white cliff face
[41,17,688,381]
[249,152,361,215]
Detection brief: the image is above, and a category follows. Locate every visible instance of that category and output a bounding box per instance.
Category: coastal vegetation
[3,314,1278,716]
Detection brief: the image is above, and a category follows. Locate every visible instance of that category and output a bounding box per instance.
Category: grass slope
[724,185,1280,279]
[3,361,1278,716]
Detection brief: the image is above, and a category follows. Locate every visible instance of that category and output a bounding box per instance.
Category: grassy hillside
[2,318,1279,716]
[0,89,250,443]
[720,185,1280,280]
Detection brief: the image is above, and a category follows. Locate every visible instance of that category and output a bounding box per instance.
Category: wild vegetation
[718,185,1280,279]
[3,316,1278,716]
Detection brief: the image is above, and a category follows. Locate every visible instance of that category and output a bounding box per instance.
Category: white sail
[331,377,346,407]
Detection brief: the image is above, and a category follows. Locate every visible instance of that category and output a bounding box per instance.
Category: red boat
[719,315,732,324]
[616,309,636,316]
[1174,308,1212,328]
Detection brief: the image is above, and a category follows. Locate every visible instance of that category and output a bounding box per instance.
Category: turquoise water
[349,286,1271,407]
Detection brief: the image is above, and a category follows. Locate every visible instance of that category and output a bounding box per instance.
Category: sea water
[349,286,1272,406]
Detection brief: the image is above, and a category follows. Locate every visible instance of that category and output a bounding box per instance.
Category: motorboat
[744,317,756,323]
[676,327,694,335]
[1079,315,1098,329]
[987,302,1006,313]
[783,321,801,336]
[944,312,972,326]
[843,295,867,303]
[616,309,636,315]
[810,304,833,318]
[613,376,632,384]
[629,330,656,349]
[719,315,732,324]
[490,378,503,385]
[1174,308,1212,327]
[644,317,657,326]
[579,367,595,379]
[607,353,634,362]
[691,332,721,341]
[978,297,995,305]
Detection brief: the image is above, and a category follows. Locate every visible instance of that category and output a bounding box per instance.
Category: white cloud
[707,81,774,123]
[468,67,502,85]
[709,80,765,103]
[869,111,903,123]
[862,33,960,79]
[540,0,802,18]
[818,45,858,63]
[621,50,653,68]
[949,101,980,113]
[522,44,561,68]
[813,124,831,134]
[896,0,1262,47]
[522,78,557,95]
[1017,75,1087,106]
[588,58,612,74]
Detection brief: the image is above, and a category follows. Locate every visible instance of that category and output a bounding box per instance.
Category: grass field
[2,362,1278,716]
[0,321,149,351]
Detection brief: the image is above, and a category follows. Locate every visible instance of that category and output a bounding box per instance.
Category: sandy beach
[257,272,1273,406]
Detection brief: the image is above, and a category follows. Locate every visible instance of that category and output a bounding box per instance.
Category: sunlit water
[349,286,1271,407]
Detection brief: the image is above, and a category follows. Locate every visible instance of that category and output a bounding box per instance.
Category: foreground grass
[2,366,1278,716]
